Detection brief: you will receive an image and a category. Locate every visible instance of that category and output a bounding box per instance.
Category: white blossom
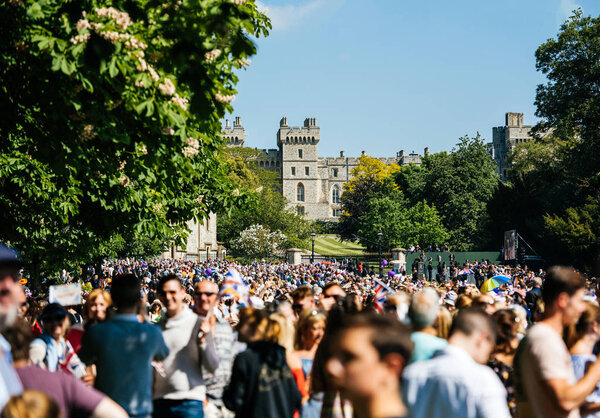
[215,93,235,103]
[204,49,222,62]
[185,137,200,149]
[158,78,176,96]
[182,146,198,157]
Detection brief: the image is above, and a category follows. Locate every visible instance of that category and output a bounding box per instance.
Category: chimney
[340,151,345,158]
[234,116,241,127]
[280,117,288,127]
[399,150,405,157]
[225,119,230,128]
[424,147,430,156]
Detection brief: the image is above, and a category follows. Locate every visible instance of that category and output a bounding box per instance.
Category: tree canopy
[0,0,270,284]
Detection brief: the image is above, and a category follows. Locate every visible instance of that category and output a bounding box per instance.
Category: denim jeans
[153,399,204,418]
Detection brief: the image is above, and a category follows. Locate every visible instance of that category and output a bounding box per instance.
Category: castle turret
[222,115,245,147]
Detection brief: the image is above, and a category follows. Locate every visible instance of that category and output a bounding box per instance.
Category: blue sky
[226,0,600,157]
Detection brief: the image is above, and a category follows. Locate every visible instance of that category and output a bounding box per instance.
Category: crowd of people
[1,244,600,418]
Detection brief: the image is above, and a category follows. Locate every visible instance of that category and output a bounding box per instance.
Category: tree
[357,197,448,250]
[0,0,270,285]
[339,154,400,241]
[230,224,286,259]
[397,135,499,251]
[489,10,600,273]
[217,147,311,252]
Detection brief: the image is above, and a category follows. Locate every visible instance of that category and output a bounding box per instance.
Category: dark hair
[291,285,314,301]
[1,319,33,361]
[323,282,342,294]
[158,274,183,294]
[450,307,497,342]
[492,309,518,354]
[542,266,585,306]
[111,274,141,309]
[332,312,413,362]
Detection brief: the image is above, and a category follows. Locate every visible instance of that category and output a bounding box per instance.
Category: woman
[223,308,302,418]
[290,309,326,418]
[487,309,519,417]
[66,289,112,353]
[149,300,163,323]
[30,303,88,380]
[568,301,600,417]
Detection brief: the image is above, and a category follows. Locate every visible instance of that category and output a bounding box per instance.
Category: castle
[224,116,427,221]
[162,112,530,261]
[487,112,546,181]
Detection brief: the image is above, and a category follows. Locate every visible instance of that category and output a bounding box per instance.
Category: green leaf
[26,3,44,19]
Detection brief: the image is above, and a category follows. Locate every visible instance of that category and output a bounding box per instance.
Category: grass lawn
[312,234,365,256]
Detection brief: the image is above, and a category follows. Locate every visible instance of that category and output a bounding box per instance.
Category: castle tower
[278,117,323,218]
[222,116,245,147]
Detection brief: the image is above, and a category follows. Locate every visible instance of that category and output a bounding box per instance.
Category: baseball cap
[41,303,68,320]
[0,244,25,269]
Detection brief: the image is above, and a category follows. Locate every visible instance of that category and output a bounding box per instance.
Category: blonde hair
[269,313,294,353]
[238,307,281,343]
[294,308,326,350]
[85,289,112,319]
[3,390,61,418]
[567,301,600,349]
[436,307,453,340]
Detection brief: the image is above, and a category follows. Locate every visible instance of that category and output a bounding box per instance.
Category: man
[326,313,413,418]
[193,280,235,418]
[0,244,25,409]
[291,285,315,317]
[525,276,542,313]
[4,319,127,418]
[402,308,510,418]
[154,274,219,417]
[407,288,447,363]
[514,266,600,418]
[319,282,346,312]
[79,274,169,418]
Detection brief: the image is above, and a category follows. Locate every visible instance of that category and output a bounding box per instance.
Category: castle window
[297,183,305,202]
[291,167,296,176]
[297,206,305,215]
[259,161,264,167]
[276,161,280,167]
[298,149,303,159]
[305,167,309,176]
[332,185,340,203]
[271,161,275,167]
[276,168,280,174]
[333,168,338,177]
[333,209,340,217]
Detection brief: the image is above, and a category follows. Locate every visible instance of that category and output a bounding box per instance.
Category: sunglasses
[194,291,216,297]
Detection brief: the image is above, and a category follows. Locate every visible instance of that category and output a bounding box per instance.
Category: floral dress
[488,357,516,417]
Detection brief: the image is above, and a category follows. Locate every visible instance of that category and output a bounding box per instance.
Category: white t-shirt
[514,323,580,418]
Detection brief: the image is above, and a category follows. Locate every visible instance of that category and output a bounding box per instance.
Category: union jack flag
[219,268,249,307]
[373,279,391,314]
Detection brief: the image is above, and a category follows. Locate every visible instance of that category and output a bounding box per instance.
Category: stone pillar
[391,248,406,273]
[287,248,303,265]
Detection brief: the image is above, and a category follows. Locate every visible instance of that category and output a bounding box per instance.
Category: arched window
[270,161,275,167]
[276,161,280,167]
[297,183,305,202]
[259,161,264,167]
[332,185,340,203]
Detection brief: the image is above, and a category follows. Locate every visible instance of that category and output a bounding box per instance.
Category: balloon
[388,271,395,277]
[382,259,388,267]
[205,268,212,276]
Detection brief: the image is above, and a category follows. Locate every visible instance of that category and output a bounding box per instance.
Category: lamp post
[311,232,316,264]
[377,231,383,277]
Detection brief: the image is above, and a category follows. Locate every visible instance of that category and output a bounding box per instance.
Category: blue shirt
[409,331,447,364]
[403,344,510,418]
[572,354,600,418]
[0,335,22,410]
[78,314,169,416]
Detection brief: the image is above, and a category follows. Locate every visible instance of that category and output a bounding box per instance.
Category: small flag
[373,278,392,314]
[219,269,249,307]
